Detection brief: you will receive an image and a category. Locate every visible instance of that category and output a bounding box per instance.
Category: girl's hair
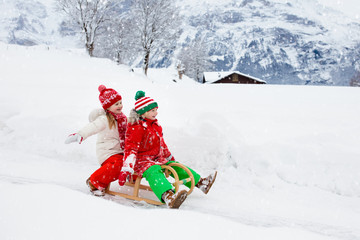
[106,112,116,129]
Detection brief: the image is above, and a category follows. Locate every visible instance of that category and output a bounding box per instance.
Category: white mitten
[65,133,83,144]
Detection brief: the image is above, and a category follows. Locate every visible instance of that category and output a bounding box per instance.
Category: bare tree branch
[56,0,117,56]
[128,0,181,75]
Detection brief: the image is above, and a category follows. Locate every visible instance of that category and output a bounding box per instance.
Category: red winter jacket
[123,117,172,176]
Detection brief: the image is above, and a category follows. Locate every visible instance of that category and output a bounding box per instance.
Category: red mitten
[118,171,132,186]
[118,166,134,186]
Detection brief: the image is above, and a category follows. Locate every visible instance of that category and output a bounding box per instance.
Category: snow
[0,0,80,48]
[1,42,360,240]
[317,0,360,20]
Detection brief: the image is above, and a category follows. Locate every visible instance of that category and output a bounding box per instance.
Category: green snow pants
[165,161,201,189]
[142,161,201,202]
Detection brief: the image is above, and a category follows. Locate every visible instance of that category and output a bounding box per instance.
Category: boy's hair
[106,112,117,129]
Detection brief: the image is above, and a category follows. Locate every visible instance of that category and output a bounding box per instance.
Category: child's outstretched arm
[64,115,106,144]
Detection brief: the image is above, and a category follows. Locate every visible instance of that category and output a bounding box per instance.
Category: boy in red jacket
[118,91,217,208]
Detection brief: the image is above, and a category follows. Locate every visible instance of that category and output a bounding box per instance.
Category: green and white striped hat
[134,91,158,115]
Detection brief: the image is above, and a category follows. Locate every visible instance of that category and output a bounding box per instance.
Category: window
[232,74,238,82]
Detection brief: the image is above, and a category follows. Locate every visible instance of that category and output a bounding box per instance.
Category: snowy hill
[1,0,360,86]
[1,43,360,240]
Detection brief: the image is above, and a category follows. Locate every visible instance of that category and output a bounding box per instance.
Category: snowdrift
[0,42,359,240]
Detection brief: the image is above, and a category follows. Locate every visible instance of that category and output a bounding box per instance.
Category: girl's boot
[162,190,188,209]
[86,178,105,196]
[196,171,217,194]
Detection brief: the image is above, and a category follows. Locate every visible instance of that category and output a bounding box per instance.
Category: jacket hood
[88,108,106,122]
[128,108,141,124]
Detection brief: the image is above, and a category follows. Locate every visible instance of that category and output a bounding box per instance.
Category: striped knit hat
[98,85,122,109]
[134,90,158,115]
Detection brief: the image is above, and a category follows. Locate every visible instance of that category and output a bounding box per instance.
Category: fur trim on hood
[128,108,141,124]
[88,108,106,122]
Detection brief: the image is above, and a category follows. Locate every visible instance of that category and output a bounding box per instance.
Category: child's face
[142,108,158,120]
[107,100,123,114]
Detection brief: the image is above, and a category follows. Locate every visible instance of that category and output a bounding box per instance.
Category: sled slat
[106,190,164,205]
[177,177,191,186]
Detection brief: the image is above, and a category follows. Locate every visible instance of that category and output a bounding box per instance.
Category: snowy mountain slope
[0,0,79,47]
[175,0,360,85]
[1,0,360,86]
[1,43,360,240]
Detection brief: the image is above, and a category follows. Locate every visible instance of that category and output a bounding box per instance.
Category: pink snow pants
[89,153,124,190]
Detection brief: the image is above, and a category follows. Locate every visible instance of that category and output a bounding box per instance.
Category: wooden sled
[105,162,195,205]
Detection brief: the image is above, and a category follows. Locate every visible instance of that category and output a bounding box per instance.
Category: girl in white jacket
[65,85,127,196]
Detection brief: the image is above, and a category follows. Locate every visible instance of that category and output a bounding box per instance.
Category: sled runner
[105,162,195,205]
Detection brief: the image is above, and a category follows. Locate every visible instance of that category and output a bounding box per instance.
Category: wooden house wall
[213,73,265,84]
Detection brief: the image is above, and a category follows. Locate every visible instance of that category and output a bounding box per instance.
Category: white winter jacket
[78,109,124,165]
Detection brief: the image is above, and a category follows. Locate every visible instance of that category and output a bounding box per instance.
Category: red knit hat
[98,85,122,109]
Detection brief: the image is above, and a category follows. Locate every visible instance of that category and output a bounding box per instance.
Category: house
[203,71,266,84]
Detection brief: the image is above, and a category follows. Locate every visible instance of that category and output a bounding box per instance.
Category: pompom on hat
[134,90,158,115]
[98,85,122,109]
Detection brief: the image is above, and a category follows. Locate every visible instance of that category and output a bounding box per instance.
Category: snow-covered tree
[350,72,360,87]
[349,43,360,87]
[128,0,181,75]
[177,37,211,82]
[112,20,134,65]
[176,61,185,80]
[95,16,138,65]
[56,0,119,56]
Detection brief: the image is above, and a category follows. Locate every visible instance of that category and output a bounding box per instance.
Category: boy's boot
[196,171,217,194]
[162,190,188,209]
[86,178,105,197]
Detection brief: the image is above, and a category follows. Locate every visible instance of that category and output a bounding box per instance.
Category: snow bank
[1,42,360,240]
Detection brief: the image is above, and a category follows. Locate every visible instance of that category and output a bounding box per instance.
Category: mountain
[1,0,359,85]
[0,0,79,48]
[173,0,360,85]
